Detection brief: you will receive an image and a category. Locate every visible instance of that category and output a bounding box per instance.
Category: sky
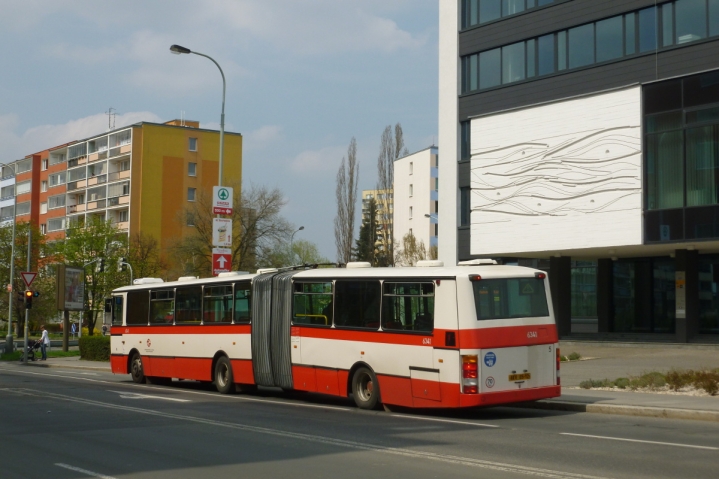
[0,0,439,260]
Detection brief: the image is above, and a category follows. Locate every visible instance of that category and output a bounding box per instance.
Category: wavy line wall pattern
[470,87,643,255]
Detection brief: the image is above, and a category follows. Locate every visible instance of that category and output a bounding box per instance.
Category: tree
[334,137,359,264]
[128,232,168,279]
[263,239,331,268]
[174,183,294,276]
[376,123,408,267]
[353,197,377,264]
[394,231,427,267]
[56,218,128,335]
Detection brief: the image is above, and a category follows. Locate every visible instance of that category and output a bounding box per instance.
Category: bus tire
[352,367,380,410]
[130,352,146,384]
[214,356,234,394]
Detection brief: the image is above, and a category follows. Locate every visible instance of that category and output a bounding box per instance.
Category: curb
[512,400,719,422]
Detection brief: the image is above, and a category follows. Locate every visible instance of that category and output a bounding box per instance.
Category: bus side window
[112,296,124,326]
[204,284,233,324]
[126,291,150,326]
[293,282,332,327]
[233,282,251,324]
[150,290,175,325]
[176,287,202,324]
[382,282,434,333]
[334,280,381,330]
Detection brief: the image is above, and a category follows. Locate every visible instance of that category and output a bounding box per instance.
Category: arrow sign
[212,248,232,276]
[21,272,37,288]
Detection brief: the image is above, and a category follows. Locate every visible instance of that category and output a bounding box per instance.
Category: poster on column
[213,218,232,247]
[675,271,686,319]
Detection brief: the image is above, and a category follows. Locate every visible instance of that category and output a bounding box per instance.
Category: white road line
[10,388,610,479]
[107,390,191,402]
[560,433,718,451]
[390,414,498,428]
[55,463,117,479]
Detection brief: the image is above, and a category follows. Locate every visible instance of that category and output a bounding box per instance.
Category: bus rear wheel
[352,367,380,410]
[130,353,145,384]
[214,356,234,394]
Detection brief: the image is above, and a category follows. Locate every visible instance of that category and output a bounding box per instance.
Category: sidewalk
[8,342,719,422]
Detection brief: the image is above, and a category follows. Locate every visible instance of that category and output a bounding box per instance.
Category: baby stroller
[19,339,42,362]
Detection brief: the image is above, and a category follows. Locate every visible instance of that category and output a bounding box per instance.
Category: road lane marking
[390,414,498,428]
[107,390,192,402]
[560,433,718,451]
[55,463,117,479]
[7,388,611,479]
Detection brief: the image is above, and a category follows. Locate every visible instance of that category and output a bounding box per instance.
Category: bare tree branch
[334,137,359,263]
[376,123,406,266]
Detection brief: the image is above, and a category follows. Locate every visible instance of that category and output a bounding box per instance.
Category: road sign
[212,248,232,276]
[212,218,232,247]
[213,186,233,215]
[21,272,37,288]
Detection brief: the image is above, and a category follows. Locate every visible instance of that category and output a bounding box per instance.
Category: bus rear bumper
[460,385,561,408]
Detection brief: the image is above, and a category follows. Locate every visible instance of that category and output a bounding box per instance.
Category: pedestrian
[102,324,107,336]
[40,325,50,361]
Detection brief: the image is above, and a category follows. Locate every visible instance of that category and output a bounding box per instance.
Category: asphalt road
[1,364,717,479]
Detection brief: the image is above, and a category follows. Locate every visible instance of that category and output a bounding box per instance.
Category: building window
[120,160,130,171]
[16,159,32,174]
[460,1,719,94]
[409,184,413,197]
[15,180,31,195]
[15,202,30,216]
[49,172,66,187]
[461,0,558,30]
[409,162,413,175]
[41,159,48,171]
[40,202,47,214]
[189,138,197,151]
[460,121,471,161]
[409,206,413,219]
[460,187,471,226]
[188,187,196,201]
[47,217,67,232]
[48,194,66,209]
[41,181,47,192]
[186,212,195,226]
[0,185,13,199]
[40,224,46,234]
[118,210,129,222]
[188,162,197,176]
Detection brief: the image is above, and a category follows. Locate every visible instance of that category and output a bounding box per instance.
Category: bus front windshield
[472,277,549,320]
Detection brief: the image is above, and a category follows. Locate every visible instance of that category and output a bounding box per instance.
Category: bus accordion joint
[462,355,478,394]
[535,272,546,279]
[468,274,482,282]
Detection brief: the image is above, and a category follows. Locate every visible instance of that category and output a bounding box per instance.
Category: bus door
[431,279,459,404]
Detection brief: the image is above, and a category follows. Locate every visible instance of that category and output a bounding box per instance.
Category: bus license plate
[508,373,531,381]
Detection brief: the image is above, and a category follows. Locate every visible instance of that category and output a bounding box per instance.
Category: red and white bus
[109,260,560,409]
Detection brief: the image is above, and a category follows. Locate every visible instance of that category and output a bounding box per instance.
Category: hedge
[79,335,111,361]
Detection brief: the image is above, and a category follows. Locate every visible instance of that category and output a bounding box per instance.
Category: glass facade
[461,0,719,94]
[644,70,719,242]
[612,259,676,333]
[461,0,560,29]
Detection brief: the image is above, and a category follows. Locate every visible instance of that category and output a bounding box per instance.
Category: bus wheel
[214,356,234,394]
[130,353,145,384]
[352,367,380,410]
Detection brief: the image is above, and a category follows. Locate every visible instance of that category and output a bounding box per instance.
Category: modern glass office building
[439,0,719,342]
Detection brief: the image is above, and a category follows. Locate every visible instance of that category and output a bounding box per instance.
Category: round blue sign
[484,352,496,367]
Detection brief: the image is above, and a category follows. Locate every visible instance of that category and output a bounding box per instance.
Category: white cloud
[0,111,162,160]
[245,125,283,149]
[290,146,345,173]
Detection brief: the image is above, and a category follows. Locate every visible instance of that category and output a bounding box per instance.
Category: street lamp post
[170,44,226,188]
[290,226,304,264]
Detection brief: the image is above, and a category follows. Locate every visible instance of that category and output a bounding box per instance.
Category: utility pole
[21,228,30,364]
[5,184,17,354]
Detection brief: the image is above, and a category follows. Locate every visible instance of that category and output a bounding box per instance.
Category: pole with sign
[212,248,232,276]
[213,186,233,215]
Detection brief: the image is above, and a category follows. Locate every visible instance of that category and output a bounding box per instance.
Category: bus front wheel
[352,367,380,410]
[130,353,145,384]
[214,356,234,394]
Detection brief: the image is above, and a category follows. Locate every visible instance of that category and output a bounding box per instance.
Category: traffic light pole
[22,228,30,364]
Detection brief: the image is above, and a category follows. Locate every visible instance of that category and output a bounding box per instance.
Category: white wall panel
[470,86,642,255]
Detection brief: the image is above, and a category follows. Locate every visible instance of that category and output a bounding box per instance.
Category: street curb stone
[511,400,719,422]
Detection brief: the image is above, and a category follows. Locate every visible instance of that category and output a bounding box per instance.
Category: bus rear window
[472,278,549,320]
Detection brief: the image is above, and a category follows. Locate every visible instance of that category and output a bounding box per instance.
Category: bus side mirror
[104,298,112,313]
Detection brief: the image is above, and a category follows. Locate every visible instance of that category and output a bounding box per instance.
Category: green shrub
[692,370,719,396]
[568,352,581,361]
[579,378,611,389]
[614,377,630,389]
[629,372,666,390]
[560,355,568,362]
[666,369,691,391]
[79,335,110,361]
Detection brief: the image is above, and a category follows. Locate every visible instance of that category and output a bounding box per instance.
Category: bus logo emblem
[486,377,495,388]
[147,339,151,347]
[484,352,496,367]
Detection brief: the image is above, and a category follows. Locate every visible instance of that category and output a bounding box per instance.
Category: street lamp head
[170,44,192,55]
[298,226,305,231]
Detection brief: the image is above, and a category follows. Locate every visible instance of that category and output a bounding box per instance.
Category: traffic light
[118,257,127,272]
[24,290,32,309]
[96,258,105,273]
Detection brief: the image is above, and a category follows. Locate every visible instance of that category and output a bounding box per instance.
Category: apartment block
[361,188,394,256]
[1,119,242,262]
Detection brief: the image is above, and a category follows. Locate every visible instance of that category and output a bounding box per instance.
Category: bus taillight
[462,355,479,394]
[556,347,561,386]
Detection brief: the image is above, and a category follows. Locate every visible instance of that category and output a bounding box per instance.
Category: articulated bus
[109,260,560,409]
